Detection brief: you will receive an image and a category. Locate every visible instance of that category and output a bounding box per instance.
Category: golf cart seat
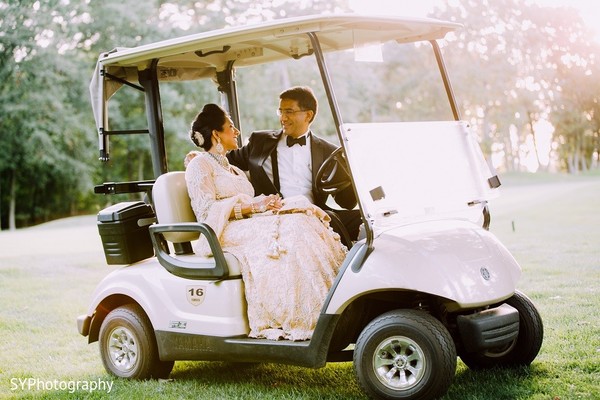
[152,171,199,245]
[150,171,241,280]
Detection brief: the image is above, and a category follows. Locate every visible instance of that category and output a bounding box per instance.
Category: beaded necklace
[207,151,231,171]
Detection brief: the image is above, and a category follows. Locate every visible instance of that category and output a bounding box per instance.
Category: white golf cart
[79,14,543,400]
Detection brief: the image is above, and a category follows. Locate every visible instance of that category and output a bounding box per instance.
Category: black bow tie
[286,135,307,147]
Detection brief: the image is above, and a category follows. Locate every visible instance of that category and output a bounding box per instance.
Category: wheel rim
[106,326,139,373]
[372,336,427,390]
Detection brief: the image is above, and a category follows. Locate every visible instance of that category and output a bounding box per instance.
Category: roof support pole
[139,59,168,177]
[217,61,242,146]
[431,40,461,121]
[307,33,345,138]
[307,32,374,251]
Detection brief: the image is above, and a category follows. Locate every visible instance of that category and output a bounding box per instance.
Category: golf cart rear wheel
[99,304,174,379]
[459,290,543,370]
[354,310,456,400]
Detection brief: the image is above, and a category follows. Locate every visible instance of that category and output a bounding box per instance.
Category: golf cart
[78,14,543,400]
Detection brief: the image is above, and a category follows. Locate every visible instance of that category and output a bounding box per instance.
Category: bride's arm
[185,156,242,238]
[184,156,280,227]
[185,156,219,222]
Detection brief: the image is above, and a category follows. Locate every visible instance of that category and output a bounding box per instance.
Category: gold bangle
[234,203,243,220]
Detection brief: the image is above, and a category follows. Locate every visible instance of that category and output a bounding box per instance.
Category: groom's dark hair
[280,86,317,123]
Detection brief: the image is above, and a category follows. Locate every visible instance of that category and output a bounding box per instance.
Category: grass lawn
[0,173,598,399]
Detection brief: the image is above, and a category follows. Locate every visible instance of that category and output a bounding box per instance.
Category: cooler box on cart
[97,201,155,265]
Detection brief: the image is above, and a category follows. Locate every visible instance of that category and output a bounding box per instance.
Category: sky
[348,0,600,41]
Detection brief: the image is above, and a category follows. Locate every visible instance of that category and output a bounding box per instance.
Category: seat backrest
[152,171,199,243]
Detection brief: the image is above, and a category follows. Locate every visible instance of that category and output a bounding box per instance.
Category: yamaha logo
[480,267,491,281]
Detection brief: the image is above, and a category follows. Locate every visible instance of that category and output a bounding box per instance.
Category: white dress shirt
[278,131,313,203]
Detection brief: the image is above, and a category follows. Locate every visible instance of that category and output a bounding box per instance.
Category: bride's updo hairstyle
[190,103,227,151]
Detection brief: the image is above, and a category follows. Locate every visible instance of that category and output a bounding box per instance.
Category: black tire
[459,290,543,370]
[99,304,174,379]
[354,310,457,400]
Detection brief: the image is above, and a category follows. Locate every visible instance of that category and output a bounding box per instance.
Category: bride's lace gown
[185,153,347,340]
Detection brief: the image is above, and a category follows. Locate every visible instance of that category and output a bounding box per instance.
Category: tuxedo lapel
[309,133,328,206]
[257,131,281,165]
[310,132,325,183]
[250,130,282,195]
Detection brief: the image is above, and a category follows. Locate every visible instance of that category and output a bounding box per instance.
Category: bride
[184,104,347,341]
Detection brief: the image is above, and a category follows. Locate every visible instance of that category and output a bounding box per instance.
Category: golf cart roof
[98,14,460,73]
[90,14,461,132]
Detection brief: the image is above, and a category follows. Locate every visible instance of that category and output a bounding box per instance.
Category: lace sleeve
[185,155,249,242]
[185,156,216,223]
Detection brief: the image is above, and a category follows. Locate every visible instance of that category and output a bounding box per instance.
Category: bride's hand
[267,194,282,210]
[251,194,281,213]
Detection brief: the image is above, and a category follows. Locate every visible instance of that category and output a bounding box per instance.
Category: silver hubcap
[107,326,139,372]
[373,336,426,390]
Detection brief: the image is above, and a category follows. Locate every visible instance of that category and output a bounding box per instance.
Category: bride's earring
[215,139,224,155]
[213,132,225,154]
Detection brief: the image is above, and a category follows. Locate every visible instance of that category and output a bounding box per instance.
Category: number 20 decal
[186,286,206,306]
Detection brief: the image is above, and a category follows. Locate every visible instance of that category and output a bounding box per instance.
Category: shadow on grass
[168,361,366,399]
[445,363,553,400]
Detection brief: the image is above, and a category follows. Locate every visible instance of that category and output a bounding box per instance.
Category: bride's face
[216,117,240,151]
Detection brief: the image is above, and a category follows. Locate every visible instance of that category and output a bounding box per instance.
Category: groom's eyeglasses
[277,108,307,117]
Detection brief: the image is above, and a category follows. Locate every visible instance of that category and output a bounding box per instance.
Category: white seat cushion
[153,171,199,243]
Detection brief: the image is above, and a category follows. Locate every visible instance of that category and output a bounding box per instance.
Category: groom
[227,86,361,245]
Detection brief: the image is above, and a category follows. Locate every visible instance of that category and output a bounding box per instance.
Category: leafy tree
[0,0,189,228]
[551,52,600,173]
[0,0,96,229]
[432,0,598,173]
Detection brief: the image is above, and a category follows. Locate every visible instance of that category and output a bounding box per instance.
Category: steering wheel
[316,147,352,196]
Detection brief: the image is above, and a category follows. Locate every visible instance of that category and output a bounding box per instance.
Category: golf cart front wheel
[354,309,457,400]
[99,304,174,379]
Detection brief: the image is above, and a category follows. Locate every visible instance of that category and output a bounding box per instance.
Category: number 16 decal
[186,286,206,306]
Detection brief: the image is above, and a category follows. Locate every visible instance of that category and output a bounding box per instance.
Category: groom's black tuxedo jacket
[227,129,357,211]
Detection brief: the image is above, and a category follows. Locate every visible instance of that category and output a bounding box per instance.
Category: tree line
[1,0,598,229]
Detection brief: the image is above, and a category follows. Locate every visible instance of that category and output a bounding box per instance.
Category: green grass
[1,173,599,399]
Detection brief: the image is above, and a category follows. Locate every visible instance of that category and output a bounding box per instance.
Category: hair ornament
[192,130,204,146]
